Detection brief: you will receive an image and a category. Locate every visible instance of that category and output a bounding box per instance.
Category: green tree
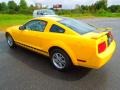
[108,5,120,13]
[19,0,27,9]
[27,5,34,14]
[0,2,8,13]
[89,4,96,13]
[80,5,89,13]
[19,0,28,14]
[8,1,18,14]
[74,4,82,13]
[94,0,107,10]
[75,4,90,14]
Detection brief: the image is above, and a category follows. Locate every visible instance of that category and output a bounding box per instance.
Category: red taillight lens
[98,41,106,53]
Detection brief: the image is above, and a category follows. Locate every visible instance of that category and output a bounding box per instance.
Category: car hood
[6,25,21,32]
[7,25,21,30]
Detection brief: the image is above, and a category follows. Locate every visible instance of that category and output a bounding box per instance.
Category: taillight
[98,41,106,53]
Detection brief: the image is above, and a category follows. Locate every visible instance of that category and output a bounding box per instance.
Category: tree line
[0,0,35,14]
[56,0,120,15]
[0,0,120,15]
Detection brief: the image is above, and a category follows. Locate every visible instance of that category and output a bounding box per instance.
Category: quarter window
[50,25,65,33]
[25,20,47,32]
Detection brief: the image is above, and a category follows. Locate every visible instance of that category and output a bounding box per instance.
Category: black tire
[6,34,16,48]
[50,48,72,71]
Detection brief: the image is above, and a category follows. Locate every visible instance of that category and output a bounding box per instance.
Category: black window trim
[23,19,48,32]
[50,24,65,33]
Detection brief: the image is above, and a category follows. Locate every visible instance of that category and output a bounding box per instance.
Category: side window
[25,20,47,32]
[50,25,65,33]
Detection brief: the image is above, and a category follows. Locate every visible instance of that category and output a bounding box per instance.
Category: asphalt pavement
[0,18,120,90]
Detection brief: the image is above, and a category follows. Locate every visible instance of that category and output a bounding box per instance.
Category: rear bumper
[76,40,116,69]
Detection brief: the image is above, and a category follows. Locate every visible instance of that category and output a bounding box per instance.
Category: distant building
[35,3,42,9]
[53,4,62,10]
[35,3,48,9]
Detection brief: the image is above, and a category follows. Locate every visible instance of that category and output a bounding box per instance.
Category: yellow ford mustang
[5,16,116,71]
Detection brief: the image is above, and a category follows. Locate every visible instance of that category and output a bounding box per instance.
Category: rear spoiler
[92,27,112,39]
[96,27,112,32]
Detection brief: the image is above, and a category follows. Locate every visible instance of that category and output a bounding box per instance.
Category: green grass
[0,14,32,30]
[0,13,120,31]
[61,13,120,18]
[95,13,120,17]
[61,13,95,18]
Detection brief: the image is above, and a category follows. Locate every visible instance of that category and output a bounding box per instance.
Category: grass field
[0,13,120,31]
[0,14,32,30]
[61,13,120,18]
[0,14,94,31]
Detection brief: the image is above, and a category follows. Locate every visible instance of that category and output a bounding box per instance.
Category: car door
[15,20,48,51]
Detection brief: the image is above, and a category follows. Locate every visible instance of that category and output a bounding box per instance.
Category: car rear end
[92,31,116,69]
[58,17,116,69]
[77,31,116,69]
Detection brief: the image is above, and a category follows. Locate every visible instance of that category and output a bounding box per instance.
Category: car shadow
[8,46,92,81]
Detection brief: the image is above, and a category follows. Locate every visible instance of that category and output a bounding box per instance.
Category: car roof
[35,16,68,22]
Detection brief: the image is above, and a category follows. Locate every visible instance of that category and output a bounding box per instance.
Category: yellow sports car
[6,16,116,71]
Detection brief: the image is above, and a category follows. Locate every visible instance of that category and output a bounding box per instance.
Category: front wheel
[6,34,16,48]
[50,49,72,71]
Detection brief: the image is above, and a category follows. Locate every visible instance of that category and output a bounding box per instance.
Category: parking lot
[0,18,120,90]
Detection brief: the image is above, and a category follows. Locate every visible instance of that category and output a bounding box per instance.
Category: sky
[0,0,120,9]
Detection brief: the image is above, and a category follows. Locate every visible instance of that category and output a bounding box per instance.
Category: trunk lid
[82,28,113,53]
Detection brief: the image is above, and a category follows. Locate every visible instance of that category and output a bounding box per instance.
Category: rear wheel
[6,34,16,48]
[50,49,72,71]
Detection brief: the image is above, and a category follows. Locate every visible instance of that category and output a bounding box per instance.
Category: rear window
[59,18,96,34]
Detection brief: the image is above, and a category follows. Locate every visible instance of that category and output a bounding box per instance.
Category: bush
[96,9,111,16]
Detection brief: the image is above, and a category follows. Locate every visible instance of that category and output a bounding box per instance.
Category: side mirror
[19,26,25,30]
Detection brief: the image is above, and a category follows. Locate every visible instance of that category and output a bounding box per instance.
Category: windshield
[59,18,96,34]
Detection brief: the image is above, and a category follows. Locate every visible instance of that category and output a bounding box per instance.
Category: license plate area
[107,32,113,46]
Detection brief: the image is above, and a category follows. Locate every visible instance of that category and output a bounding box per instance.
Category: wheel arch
[49,46,66,55]
[5,31,14,37]
[48,45,78,65]
[5,32,10,37]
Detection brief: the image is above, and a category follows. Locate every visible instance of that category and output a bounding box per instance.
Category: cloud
[32,0,99,9]
[108,0,120,6]
[0,0,120,9]
[34,0,45,2]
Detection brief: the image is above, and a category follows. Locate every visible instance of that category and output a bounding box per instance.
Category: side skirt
[15,42,49,57]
